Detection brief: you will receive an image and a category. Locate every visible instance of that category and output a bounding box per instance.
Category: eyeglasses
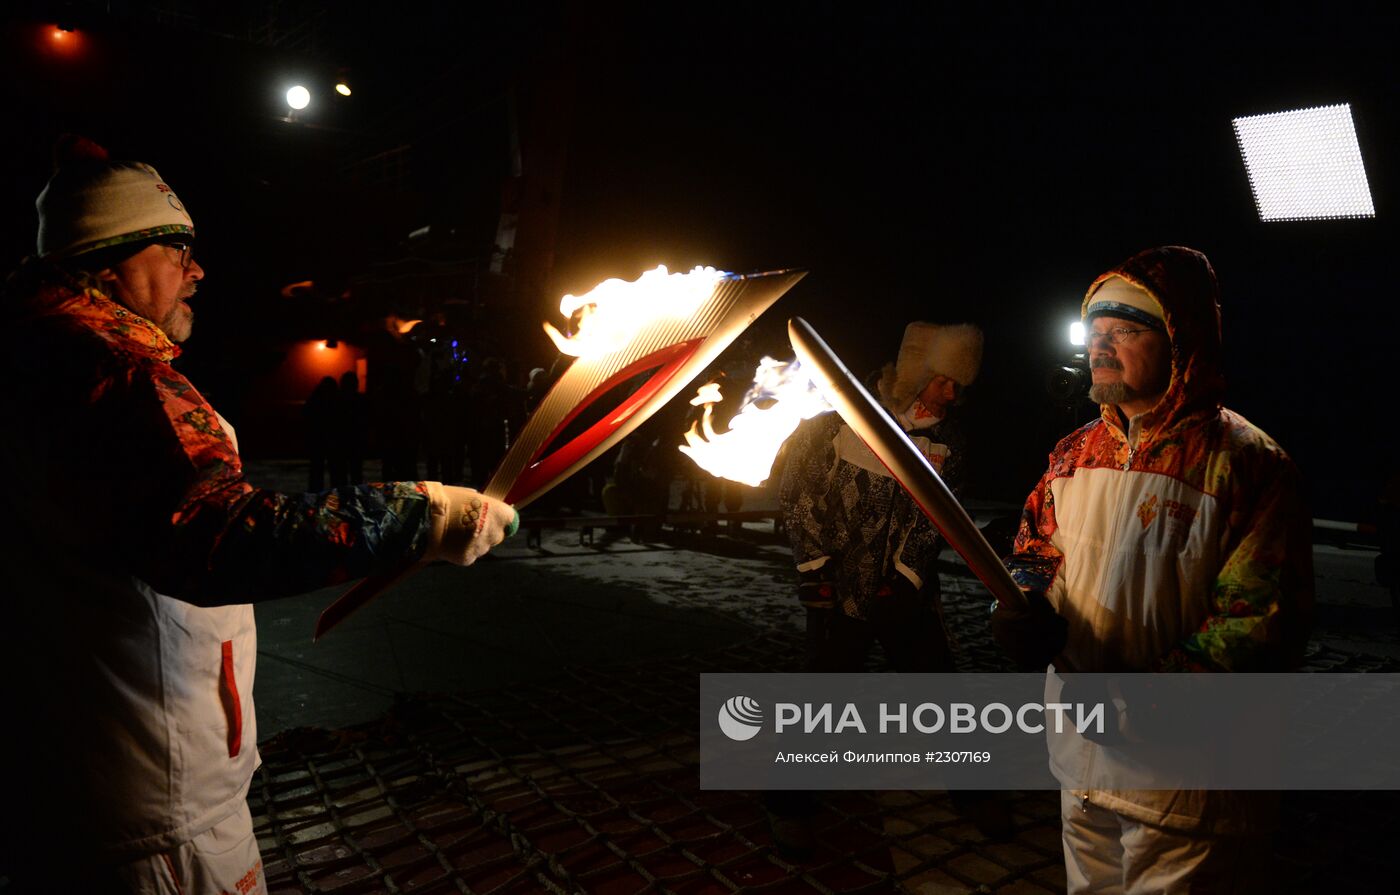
[1086,326,1156,347]
[159,240,195,271]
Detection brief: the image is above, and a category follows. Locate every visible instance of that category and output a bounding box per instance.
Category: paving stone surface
[244,460,1400,894]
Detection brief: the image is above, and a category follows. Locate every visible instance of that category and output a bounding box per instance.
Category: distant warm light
[1233,103,1375,222]
[1069,321,1085,346]
[286,85,311,110]
[44,24,82,54]
[395,318,422,335]
[280,280,314,298]
[283,340,363,399]
[335,83,352,96]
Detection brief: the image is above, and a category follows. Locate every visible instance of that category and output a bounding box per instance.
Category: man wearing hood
[0,138,518,893]
[992,246,1312,893]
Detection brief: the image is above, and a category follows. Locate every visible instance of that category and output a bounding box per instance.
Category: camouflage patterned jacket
[779,405,967,620]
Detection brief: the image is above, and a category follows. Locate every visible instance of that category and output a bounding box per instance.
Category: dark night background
[2,1,1395,520]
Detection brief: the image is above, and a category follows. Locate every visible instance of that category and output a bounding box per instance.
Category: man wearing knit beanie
[772,320,1010,854]
[32,137,204,342]
[0,139,519,894]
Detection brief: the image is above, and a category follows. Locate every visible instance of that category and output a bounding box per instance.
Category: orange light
[44,24,82,55]
[316,341,328,351]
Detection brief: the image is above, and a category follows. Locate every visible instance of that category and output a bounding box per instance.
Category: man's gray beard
[164,304,194,343]
[1089,381,1131,405]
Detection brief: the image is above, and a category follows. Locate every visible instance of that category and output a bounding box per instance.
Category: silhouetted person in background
[604,401,685,539]
[525,365,549,412]
[335,370,368,485]
[423,337,469,485]
[367,312,424,480]
[304,375,339,491]
[468,357,514,488]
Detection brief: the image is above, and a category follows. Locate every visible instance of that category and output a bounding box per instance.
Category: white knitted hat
[877,322,983,411]
[36,137,194,259]
[1084,275,1164,329]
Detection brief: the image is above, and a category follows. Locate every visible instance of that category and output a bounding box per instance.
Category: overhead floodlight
[1232,103,1374,222]
[335,82,352,96]
[286,85,311,110]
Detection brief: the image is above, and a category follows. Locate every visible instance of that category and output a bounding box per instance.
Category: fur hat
[1084,275,1164,330]
[877,322,983,411]
[36,136,194,259]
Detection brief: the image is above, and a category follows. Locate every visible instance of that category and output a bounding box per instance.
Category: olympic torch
[787,316,1028,611]
[313,266,807,638]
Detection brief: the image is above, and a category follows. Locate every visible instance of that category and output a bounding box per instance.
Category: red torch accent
[504,339,703,506]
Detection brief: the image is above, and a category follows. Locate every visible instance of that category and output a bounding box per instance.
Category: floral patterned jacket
[1003,246,1313,833]
[1004,247,1312,675]
[6,282,435,603]
[1,277,439,859]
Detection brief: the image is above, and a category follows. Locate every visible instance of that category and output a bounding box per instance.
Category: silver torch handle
[788,316,1028,611]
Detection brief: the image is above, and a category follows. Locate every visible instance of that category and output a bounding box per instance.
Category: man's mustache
[1091,357,1122,370]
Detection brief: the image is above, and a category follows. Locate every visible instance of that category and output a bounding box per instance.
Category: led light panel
[1233,104,1374,222]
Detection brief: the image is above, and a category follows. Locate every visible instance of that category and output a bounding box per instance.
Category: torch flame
[679,357,831,486]
[544,265,728,359]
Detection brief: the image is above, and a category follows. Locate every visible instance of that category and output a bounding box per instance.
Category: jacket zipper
[1122,415,1140,472]
[1079,689,1098,811]
[1082,417,1136,803]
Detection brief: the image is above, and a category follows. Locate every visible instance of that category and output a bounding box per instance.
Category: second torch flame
[679,357,832,486]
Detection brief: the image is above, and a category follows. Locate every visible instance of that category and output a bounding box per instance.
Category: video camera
[1045,350,1090,405]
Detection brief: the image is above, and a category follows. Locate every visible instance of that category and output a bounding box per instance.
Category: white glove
[423,482,519,565]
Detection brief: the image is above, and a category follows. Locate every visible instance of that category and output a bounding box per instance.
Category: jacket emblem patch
[1136,494,1159,529]
[1136,493,1200,533]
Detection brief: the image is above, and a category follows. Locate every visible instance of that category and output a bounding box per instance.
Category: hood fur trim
[876,322,983,412]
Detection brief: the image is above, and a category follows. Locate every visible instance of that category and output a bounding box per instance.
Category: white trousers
[1060,791,1270,895]
[113,803,266,895]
